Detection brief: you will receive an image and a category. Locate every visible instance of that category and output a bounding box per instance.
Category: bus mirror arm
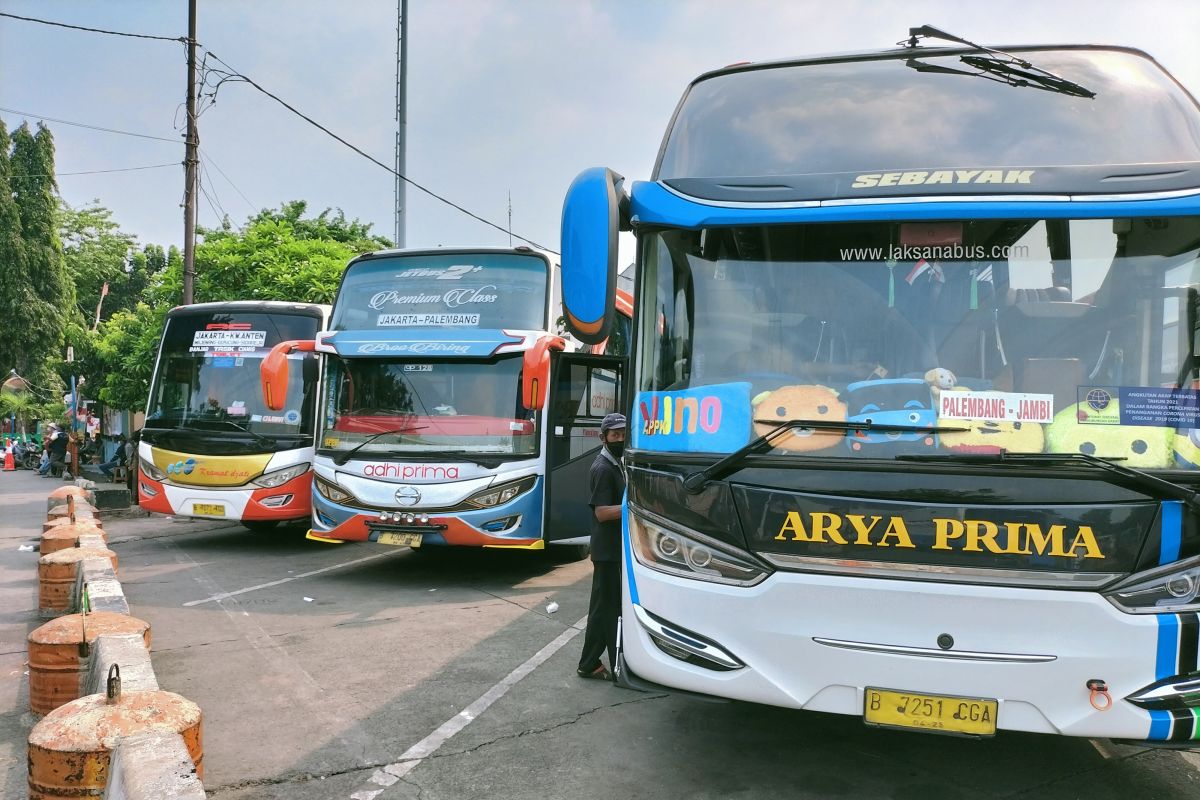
[261,339,317,411]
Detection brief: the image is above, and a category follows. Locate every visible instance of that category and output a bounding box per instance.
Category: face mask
[606,440,625,459]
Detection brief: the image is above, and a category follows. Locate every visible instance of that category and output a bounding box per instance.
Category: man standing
[577,412,627,681]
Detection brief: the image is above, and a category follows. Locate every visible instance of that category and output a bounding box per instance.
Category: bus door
[545,353,624,543]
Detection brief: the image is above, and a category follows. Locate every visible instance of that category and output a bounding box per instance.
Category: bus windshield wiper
[896,451,1200,510]
[902,25,1095,98]
[681,418,969,494]
[330,424,428,466]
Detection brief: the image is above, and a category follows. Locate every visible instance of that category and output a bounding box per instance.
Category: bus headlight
[1105,558,1200,614]
[465,476,536,509]
[314,474,357,505]
[253,462,310,488]
[628,509,770,587]
[139,458,166,481]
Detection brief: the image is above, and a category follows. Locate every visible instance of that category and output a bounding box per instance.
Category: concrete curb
[106,731,206,800]
[29,491,206,798]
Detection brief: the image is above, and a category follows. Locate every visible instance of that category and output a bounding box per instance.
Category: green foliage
[0,120,32,383]
[94,303,167,412]
[148,200,390,306]
[59,200,137,324]
[0,390,61,434]
[8,123,69,389]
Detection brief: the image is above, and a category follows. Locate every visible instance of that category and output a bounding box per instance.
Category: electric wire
[198,149,255,211]
[201,51,554,252]
[10,162,179,178]
[0,106,181,144]
[0,11,186,43]
[198,159,230,222]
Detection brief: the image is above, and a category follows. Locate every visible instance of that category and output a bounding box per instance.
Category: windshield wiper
[896,451,1200,510]
[902,25,1095,99]
[147,420,274,446]
[681,418,969,494]
[330,424,429,466]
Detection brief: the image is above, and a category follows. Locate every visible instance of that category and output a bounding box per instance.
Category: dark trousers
[578,560,621,671]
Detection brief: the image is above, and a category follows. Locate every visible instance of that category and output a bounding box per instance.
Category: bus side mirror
[261,340,317,411]
[561,167,627,345]
[522,336,565,411]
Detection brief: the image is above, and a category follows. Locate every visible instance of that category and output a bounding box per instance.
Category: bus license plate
[377,532,422,548]
[864,688,997,736]
[193,503,225,517]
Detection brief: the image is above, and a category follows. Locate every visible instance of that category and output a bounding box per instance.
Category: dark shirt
[588,448,626,563]
[48,435,67,458]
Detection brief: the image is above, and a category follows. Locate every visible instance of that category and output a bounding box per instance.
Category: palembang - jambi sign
[938,390,1054,424]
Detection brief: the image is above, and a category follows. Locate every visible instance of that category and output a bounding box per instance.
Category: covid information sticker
[1077,385,1200,429]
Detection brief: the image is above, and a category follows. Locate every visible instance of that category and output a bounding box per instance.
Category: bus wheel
[241,520,280,533]
[547,544,591,563]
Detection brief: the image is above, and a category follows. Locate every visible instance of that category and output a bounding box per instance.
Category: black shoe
[577,664,612,680]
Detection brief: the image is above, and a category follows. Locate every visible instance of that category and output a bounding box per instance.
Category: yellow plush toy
[939,418,1045,454]
[751,385,846,453]
[1045,402,1173,468]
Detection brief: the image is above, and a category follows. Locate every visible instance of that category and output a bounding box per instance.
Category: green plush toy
[1174,428,1200,470]
[1045,401,1173,468]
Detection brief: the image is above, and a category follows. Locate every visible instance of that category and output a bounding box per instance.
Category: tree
[0,120,32,383]
[10,123,69,391]
[59,200,137,325]
[148,200,391,306]
[93,303,167,412]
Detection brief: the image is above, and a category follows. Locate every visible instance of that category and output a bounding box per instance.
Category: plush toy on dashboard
[1045,401,1173,468]
[924,367,957,398]
[751,385,846,453]
[844,378,938,456]
[938,417,1045,455]
[1173,428,1200,469]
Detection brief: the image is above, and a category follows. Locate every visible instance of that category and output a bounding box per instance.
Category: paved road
[4,468,1200,799]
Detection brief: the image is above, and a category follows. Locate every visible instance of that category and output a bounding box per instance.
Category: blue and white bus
[560,30,1200,744]
[260,247,625,558]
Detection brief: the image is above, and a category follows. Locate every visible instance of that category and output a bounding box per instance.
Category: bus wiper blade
[682,418,970,494]
[330,425,428,466]
[897,451,1200,510]
[209,417,273,445]
[959,55,1095,98]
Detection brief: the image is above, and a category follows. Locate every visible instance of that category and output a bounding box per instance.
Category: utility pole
[507,191,512,247]
[182,0,199,304]
[394,0,408,248]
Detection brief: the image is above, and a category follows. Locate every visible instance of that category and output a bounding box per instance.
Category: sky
[2,0,1200,269]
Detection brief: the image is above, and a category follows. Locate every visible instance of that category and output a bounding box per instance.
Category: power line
[10,163,179,178]
[202,50,554,253]
[197,160,230,221]
[0,11,186,43]
[0,106,181,144]
[198,149,255,211]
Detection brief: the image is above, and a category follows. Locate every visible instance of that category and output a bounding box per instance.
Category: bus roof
[167,300,329,318]
[654,44,1200,204]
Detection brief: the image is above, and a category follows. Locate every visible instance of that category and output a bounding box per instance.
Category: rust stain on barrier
[28,613,152,715]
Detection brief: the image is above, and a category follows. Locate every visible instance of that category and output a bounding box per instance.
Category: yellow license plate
[193,503,226,517]
[864,688,997,736]
[377,532,422,548]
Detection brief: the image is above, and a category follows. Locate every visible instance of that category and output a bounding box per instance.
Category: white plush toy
[924,367,957,396]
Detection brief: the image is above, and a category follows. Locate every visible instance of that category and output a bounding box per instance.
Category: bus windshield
[146,311,320,437]
[330,252,549,332]
[636,216,1200,467]
[320,355,538,458]
[656,48,1200,182]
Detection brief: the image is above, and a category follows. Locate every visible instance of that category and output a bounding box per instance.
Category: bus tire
[548,543,591,562]
[241,520,280,533]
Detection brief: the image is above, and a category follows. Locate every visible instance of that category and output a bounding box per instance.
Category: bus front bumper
[621,560,1200,743]
[138,470,312,522]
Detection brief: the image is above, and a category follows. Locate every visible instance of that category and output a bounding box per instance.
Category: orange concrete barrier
[48,486,92,501]
[28,612,151,715]
[41,523,108,555]
[44,515,104,534]
[28,667,203,799]
[47,501,97,522]
[38,548,119,616]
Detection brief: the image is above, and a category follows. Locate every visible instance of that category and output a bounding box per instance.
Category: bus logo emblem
[395,486,422,506]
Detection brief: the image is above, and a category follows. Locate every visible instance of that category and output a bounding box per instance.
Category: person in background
[576,412,627,681]
[98,434,127,479]
[125,429,140,502]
